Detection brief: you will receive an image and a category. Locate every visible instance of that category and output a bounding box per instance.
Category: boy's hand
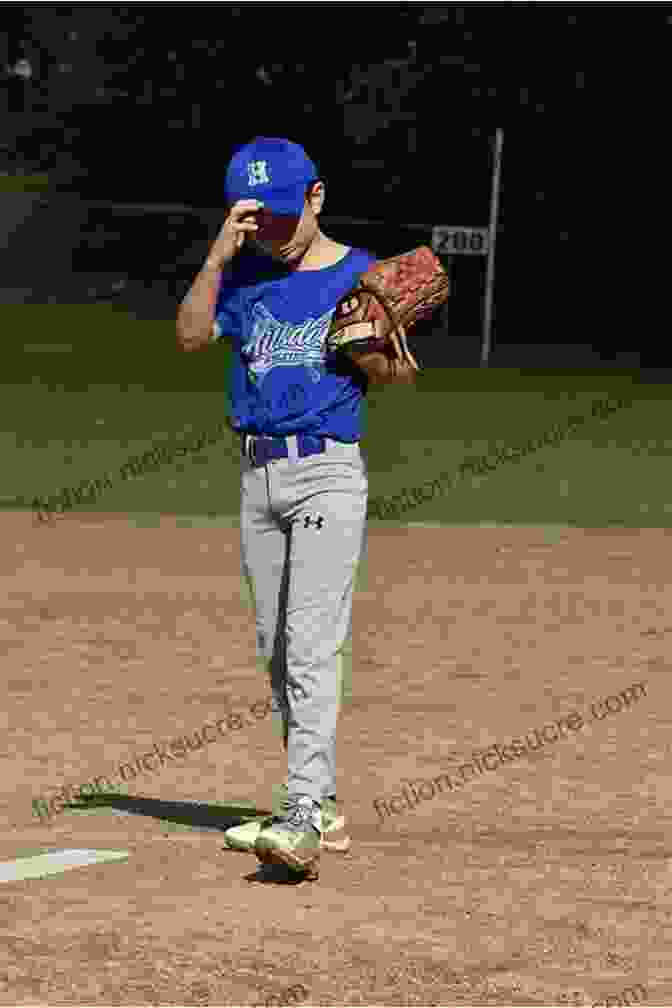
[208,199,264,268]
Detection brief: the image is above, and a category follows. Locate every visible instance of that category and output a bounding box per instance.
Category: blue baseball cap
[224,137,319,216]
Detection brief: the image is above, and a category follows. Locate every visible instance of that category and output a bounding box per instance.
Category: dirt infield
[0,512,670,1005]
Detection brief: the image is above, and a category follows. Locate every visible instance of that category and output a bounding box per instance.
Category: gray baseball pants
[240,435,368,806]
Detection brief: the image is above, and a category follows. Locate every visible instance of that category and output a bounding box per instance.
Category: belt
[241,433,328,467]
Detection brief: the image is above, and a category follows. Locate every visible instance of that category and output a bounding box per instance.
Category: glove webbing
[358,279,405,343]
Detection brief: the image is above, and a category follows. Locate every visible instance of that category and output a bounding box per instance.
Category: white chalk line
[0,849,130,883]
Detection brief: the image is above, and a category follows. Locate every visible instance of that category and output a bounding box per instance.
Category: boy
[176,137,416,879]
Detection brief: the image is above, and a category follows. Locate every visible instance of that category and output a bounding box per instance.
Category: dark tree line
[4,5,596,215]
[3,6,668,362]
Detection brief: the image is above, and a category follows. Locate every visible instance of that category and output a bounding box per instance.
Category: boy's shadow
[64,793,315,885]
[63,791,269,833]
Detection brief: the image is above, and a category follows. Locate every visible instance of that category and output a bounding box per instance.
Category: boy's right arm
[176,198,264,352]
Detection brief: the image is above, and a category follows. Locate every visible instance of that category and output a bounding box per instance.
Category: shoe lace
[275,796,317,832]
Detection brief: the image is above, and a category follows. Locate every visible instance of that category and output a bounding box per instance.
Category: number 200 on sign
[432,227,489,256]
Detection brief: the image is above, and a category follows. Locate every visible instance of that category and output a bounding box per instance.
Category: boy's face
[244,182,324,265]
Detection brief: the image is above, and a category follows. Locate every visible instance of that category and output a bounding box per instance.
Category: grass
[364,368,671,526]
[1,302,238,514]
[2,302,671,525]
[365,383,666,526]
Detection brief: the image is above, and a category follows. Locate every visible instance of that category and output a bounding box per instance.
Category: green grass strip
[368,394,631,520]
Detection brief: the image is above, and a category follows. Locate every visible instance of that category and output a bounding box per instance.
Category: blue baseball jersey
[214,246,377,440]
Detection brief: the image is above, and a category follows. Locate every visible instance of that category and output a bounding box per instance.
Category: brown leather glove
[326,246,449,371]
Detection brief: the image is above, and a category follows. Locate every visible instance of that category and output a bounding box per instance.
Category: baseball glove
[325,246,449,371]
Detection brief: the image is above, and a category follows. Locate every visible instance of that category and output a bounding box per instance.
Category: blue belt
[241,433,328,467]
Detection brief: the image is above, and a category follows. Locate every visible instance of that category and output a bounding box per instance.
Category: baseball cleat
[223,788,350,854]
[254,795,321,879]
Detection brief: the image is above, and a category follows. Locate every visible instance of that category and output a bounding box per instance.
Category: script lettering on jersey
[242,303,334,384]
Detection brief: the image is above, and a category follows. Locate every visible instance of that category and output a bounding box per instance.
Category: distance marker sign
[432,225,489,256]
